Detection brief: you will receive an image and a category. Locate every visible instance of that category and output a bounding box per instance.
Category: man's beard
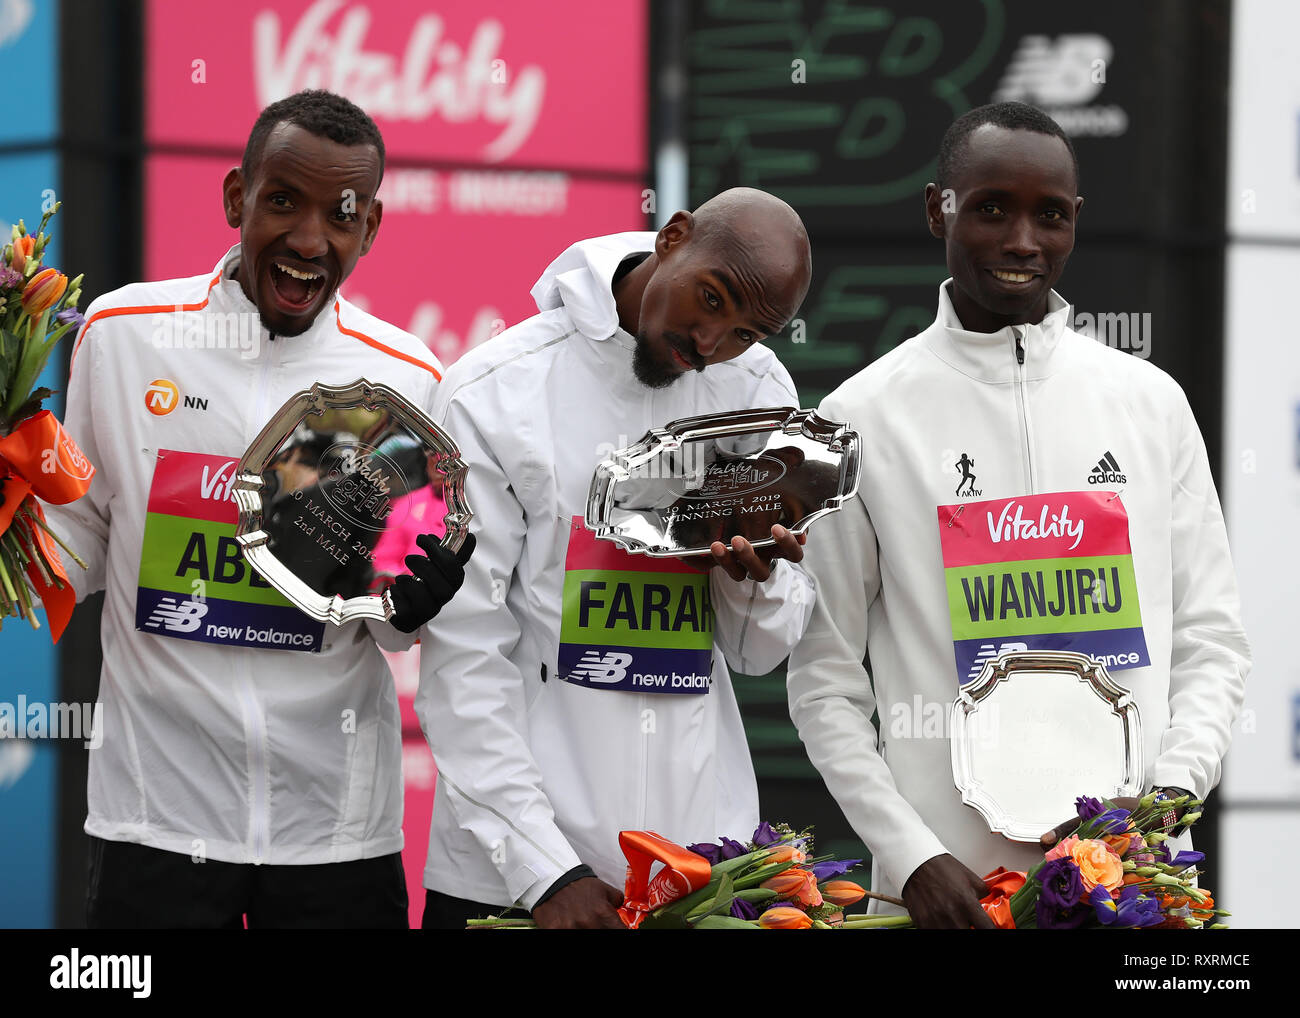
[632,331,698,389]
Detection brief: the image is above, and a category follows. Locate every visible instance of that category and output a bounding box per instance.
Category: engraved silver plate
[585,406,860,556]
[950,650,1144,841]
[233,379,471,626]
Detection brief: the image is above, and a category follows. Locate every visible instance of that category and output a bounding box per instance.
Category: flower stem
[21,506,86,568]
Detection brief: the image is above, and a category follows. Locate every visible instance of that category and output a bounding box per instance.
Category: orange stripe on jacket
[332,300,442,380]
[68,271,223,372]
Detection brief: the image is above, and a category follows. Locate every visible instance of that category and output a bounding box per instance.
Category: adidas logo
[1088,451,1127,485]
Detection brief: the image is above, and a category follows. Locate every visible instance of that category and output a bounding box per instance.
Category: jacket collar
[207,245,344,348]
[923,279,1073,382]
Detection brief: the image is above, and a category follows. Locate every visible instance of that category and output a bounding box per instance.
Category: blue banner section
[953,627,1150,685]
[0,0,57,144]
[557,643,712,695]
[134,586,326,653]
[0,741,54,928]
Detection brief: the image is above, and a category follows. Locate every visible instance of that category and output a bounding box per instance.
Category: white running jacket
[787,282,1251,906]
[416,233,815,909]
[47,246,442,864]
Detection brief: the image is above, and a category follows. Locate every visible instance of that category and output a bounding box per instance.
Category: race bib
[134,449,326,652]
[938,491,1149,683]
[558,517,714,694]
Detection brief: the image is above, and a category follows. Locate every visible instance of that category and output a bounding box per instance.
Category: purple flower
[688,842,721,865]
[729,897,759,920]
[0,264,21,289]
[810,859,863,882]
[1094,807,1133,834]
[1038,857,1085,911]
[751,821,780,847]
[1036,897,1092,929]
[719,837,748,860]
[56,307,86,329]
[1092,885,1164,928]
[1075,796,1105,820]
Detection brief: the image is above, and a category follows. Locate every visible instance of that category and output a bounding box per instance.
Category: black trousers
[85,835,408,929]
[421,888,530,929]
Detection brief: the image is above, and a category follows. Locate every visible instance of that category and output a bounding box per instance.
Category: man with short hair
[417,188,815,929]
[786,102,1250,928]
[49,89,472,928]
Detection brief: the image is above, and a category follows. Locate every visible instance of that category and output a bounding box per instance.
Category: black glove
[388,532,476,633]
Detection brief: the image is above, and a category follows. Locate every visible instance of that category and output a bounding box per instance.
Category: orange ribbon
[617,830,714,929]
[0,410,95,641]
[979,867,1027,929]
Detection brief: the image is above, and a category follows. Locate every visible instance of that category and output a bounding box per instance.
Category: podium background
[1,0,1295,929]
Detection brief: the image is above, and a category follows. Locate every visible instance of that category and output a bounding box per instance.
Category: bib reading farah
[559,517,714,694]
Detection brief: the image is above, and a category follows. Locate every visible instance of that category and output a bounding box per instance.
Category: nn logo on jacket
[145,378,209,415]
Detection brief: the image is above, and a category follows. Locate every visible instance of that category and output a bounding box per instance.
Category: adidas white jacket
[416,233,815,909]
[46,247,443,864]
[787,282,1250,907]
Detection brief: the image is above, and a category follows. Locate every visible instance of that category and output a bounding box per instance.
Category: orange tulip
[10,235,34,273]
[21,267,67,315]
[763,844,807,865]
[761,868,823,908]
[822,880,867,907]
[758,906,812,930]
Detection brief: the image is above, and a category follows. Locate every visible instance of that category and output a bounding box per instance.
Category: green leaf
[636,911,691,930]
[8,386,54,423]
[691,915,758,929]
[686,873,736,922]
[0,328,22,403]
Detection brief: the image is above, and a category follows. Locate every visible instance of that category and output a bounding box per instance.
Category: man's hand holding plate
[709,523,806,582]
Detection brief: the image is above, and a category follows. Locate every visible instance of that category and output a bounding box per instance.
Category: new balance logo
[1088,451,1127,485]
[965,641,1028,683]
[567,650,633,684]
[144,598,209,633]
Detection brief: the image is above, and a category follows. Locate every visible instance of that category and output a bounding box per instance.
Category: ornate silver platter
[950,650,1144,841]
[585,406,860,557]
[233,379,471,626]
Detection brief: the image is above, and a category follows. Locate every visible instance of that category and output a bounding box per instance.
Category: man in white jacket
[786,103,1250,928]
[47,91,472,927]
[417,188,815,928]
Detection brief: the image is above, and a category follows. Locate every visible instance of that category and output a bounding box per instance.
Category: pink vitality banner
[144,0,649,368]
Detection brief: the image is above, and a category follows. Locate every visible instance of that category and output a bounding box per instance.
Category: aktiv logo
[144,378,180,416]
[144,597,209,632]
[1089,451,1127,485]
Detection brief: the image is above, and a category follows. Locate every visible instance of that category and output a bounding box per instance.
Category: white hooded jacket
[46,246,442,864]
[416,232,815,909]
[787,282,1251,906]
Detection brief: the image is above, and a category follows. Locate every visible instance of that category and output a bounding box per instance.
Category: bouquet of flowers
[978,793,1226,929]
[468,822,911,929]
[0,203,93,638]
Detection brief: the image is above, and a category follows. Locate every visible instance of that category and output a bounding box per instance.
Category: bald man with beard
[416,188,816,928]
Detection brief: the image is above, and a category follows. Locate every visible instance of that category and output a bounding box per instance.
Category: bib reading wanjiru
[938,491,1149,684]
[559,517,714,694]
[134,449,326,652]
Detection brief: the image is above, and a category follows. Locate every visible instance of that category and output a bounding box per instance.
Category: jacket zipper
[637,384,654,830]
[1012,326,1036,494]
[243,328,277,863]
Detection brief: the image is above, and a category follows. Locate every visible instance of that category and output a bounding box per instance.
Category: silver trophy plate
[585,407,860,557]
[233,379,471,626]
[950,650,1144,842]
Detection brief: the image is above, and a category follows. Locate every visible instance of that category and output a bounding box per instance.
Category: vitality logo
[1089,451,1127,485]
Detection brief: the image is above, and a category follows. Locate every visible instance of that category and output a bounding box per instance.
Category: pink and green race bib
[938,491,1148,684]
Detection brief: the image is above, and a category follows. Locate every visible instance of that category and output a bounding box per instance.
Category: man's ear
[223,167,244,230]
[923,183,947,239]
[655,210,694,258]
[360,197,383,257]
[1074,195,1084,222]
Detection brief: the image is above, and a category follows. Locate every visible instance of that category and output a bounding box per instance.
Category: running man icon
[955,453,977,496]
